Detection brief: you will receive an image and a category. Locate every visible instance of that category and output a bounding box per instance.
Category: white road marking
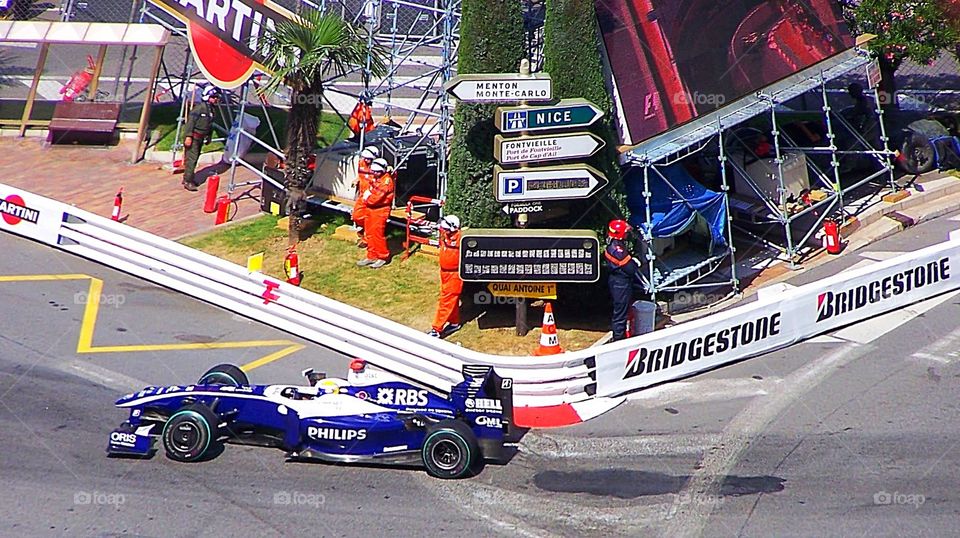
[520,432,721,458]
[661,343,865,538]
[858,251,906,261]
[59,360,147,392]
[626,378,778,407]
[910,325,960,364]
[829,290,960,344]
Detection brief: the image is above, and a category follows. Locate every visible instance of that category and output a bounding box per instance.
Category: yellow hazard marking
[246,252,264,273]
[0,274,304,371]
[240,344,306,372]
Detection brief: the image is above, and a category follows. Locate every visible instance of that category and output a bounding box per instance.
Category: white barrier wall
[594,234,960,396]
[3,182,960,416]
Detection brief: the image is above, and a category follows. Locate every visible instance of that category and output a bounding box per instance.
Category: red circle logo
[2,194,26,225]
[186,0,267,89]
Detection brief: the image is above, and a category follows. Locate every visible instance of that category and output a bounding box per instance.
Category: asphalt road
[2,211,960,536]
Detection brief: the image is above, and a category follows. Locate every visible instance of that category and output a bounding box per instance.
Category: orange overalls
[352,158,374,243]
[363,169,395,262]
[432,229,463,332]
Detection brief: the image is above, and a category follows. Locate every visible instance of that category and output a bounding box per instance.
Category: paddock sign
[147,0,295,88]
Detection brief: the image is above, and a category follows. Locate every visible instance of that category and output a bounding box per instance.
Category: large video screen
[596,0,855,146]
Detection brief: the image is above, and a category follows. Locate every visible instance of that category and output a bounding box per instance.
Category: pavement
[0,136,263,239]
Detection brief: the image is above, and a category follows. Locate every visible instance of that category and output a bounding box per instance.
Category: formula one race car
[107,361,514,479]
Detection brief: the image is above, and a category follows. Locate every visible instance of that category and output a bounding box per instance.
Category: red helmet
[607,219,631,240]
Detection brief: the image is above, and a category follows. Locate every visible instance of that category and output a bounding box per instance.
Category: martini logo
[149,0,294,88]
[816,258,950,323]
[0,195,40,226]
[623,313,782,380]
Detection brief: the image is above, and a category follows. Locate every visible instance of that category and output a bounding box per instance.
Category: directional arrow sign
[494,132,605,164]
[443,73,552,103]
[501,202,545,215]
[495,164,607,202]
[495,99,604,133]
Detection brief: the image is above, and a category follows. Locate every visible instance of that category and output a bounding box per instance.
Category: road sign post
[494,132,605,164]
[443,73,552,103]
[495,99,604,134]
[495,164,607,203]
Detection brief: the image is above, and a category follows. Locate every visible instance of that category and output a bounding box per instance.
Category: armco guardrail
[3,183,959,428]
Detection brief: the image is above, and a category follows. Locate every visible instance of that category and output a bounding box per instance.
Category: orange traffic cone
[532,302,564,356]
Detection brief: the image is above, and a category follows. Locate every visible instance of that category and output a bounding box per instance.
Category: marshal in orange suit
[428,215,463,338]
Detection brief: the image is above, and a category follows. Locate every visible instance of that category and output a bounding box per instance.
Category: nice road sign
[443,73,552,103]
[495,164,608,202]
[495,99,604,134]
[494,132,605,164]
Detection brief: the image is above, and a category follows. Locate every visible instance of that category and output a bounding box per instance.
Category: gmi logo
[503,177,524,195]
[0,195,40,226]
[505,111,527,130]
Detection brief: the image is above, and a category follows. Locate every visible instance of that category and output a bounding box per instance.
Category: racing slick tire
[421,420,479,479]
[161,403,221,462]
[198,363,249,387]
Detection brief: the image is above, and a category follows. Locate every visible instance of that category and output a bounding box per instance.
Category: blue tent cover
[625,163,727,252]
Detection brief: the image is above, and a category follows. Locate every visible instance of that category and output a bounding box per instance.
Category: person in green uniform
[181,85,221,191]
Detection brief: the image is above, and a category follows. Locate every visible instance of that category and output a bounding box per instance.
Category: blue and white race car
[108,361,514,479]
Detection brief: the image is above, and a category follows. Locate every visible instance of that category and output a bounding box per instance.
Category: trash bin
[626,300,657,338]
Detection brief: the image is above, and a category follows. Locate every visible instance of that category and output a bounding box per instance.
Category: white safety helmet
[370,158,389,174]
[201,85,220,102]
[439,214,461,231]
[360,146,380,160]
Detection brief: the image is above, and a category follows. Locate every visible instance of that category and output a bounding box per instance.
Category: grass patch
[148,104,349,153]
[183,214,608,355]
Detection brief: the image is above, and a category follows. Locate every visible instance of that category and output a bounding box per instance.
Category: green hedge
[542,0,626,231]
[445,0,525,228]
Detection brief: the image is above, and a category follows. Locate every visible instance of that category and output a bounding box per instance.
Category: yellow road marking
[240,344,306,372]
[1,274,305,370]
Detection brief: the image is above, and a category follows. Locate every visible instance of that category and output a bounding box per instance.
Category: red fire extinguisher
[284,244,302,286]
[822,218,841,255]
[60,55,97,102]
[111,187,123,221]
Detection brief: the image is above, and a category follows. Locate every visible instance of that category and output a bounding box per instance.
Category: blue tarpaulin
[625,164,727,253]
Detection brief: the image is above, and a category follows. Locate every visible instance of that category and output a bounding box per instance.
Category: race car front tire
[161,404,221,462]
[198,363,249,387]
[421,420,479,479]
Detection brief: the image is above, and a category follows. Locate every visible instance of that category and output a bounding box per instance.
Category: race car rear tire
[198,364,249,387]
[422,420,479,479]
[161,404,221,462]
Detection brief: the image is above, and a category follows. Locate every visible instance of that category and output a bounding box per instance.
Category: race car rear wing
[460,364,516,441]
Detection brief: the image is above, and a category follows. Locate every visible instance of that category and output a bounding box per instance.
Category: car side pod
[106,423,156,457]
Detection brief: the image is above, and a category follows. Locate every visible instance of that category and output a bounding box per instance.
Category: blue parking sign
[503,177,524,195]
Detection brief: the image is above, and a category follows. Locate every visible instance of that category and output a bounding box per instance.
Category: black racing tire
[899,132,936,175]
[421,420,479,479]
[198,363,249,387]
[161,403,221,462]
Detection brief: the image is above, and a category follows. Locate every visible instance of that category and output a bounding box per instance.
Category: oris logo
[110,432,137,446]
[306,427,367,441]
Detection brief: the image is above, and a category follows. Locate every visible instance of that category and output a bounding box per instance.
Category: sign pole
[514,59,533,337]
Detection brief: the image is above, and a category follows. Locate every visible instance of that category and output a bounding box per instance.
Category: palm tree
[258,10,386,244]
